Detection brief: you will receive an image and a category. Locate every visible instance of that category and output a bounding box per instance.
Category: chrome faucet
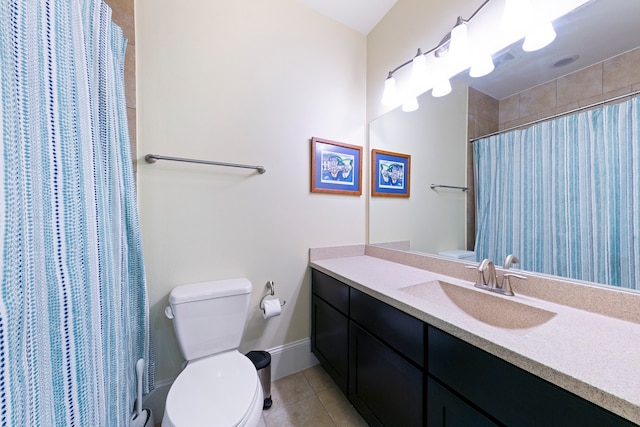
[479,259,498,289]
[497,254,526,296]
[467,259,498,290]
[503,254,519,270]
[466,256,526,296]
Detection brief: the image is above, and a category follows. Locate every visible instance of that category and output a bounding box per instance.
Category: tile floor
[155,364,368,427]
[258,364,367,427]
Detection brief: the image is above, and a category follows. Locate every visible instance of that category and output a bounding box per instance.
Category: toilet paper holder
[259,280,286,313]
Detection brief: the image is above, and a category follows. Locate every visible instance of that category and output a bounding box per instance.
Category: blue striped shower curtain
[0,1,151,426]
[474,96,640,289]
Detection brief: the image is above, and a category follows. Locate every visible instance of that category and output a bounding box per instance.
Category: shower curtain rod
[469,89,640,143]
[144,154,266,174]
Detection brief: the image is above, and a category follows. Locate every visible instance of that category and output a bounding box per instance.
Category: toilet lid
[164,350,261,427]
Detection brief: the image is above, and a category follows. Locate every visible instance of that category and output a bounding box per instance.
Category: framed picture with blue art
[311,137,362,195]
[371,149,410,197]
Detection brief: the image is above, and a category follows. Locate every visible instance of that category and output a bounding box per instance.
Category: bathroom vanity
[309,245,640,427]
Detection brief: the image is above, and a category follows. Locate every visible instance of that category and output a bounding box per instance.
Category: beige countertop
[309,245,640,425]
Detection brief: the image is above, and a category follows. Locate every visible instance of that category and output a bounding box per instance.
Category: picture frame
[371,149,411,197]
[311,137,362,195]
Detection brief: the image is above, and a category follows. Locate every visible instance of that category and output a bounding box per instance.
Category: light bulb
[469,54,494,78]
[523,21,556,51]
[402,96,419,112]
[381,75,399,106]
[448,18,470,64]
[432,78,452,98]
[501,0,535,36]
[410,52,429,94]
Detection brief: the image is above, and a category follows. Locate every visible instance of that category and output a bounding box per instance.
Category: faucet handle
[499,272,527,296]
[465,263,489,289]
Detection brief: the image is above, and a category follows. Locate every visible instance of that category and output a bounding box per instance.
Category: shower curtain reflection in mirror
[474,96,640,289]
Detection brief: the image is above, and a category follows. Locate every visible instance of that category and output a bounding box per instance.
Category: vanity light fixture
[502,0,556,52]
[380,0,565,110]
[469,52,495,78]
[410,49,429,93]
[381,72,399,106]
[402,95,419,112]
[522,20,556,51]
[448,17,470,64]
[432,77,452,98]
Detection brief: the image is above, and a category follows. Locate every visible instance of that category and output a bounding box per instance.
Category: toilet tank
[168,278,252,361]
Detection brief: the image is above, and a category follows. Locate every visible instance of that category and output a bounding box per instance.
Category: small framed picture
[311,137,362,195]
[371,149,411,197]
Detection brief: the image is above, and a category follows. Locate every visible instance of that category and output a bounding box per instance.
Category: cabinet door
[350,287,424,368]
[311,295,349,393]
[428,326,637,427]
[349,321,423,427]
[427,377,497,427]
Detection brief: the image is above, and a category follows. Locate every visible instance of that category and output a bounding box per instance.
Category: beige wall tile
[503,114,535,131]
[468,87,499,124]
[125,43,136,109]
[105,0,135,44]
[471,116,498,139]
[104,0,136,172]
[602,87,635,106]
[498,47,640,129]
[519,81,556,118]
[557,63,602,107]
[499,94,520,123]
[467,114,476,137]
[603,47,640,93]
[578,93,606,108]
[127,107,137,169]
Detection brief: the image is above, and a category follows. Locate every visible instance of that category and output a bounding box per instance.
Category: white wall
[136,0,367,383]
[368,83,468,253]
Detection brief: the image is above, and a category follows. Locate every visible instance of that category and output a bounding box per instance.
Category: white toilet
[162,278,263,427]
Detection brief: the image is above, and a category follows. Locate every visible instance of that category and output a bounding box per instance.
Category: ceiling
[459,0,640,99]
[295,0,397,35]
[298,0,640,100]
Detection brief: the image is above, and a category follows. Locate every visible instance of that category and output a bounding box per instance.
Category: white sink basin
[400,280,557,331]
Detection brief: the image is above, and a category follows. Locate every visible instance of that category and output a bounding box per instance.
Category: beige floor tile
[256,417,267,427]
[270,371,315,409]
[302,364,336,393]
[317,387,368,427]
[263,395,336,427]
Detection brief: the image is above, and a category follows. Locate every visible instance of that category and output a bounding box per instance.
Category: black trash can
[245,350,272,410]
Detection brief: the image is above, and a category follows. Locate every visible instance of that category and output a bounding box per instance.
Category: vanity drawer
[312,269,349,315]
[350,287,424,368]
[427,326,636,427]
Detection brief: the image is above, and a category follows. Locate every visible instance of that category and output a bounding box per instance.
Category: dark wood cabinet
[428,326,636,427]
[311,268,635,427]
[350,287,424,368]
[311,270,349,393]
[426,377,497,427]
[348,286,425,427]
[349,322,423,426]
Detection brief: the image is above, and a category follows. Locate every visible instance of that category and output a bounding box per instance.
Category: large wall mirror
[368,0,640,292]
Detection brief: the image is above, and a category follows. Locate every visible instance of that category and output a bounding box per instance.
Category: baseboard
[267,337,318,380]
[142,338,318,421]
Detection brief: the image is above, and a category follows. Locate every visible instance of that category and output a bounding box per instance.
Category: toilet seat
[163,350,263,427]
